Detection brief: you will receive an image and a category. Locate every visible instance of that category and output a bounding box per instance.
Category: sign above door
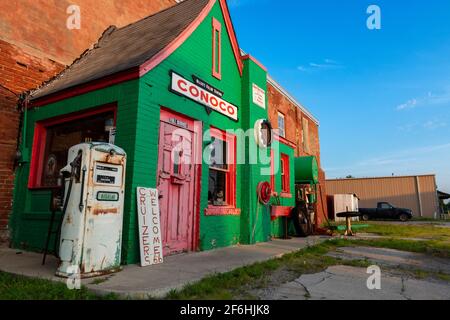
[170,71,238,121]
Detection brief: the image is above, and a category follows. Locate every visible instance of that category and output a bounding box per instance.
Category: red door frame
[158,107,202,252]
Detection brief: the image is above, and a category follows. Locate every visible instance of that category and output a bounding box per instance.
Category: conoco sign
[171,72,238,121]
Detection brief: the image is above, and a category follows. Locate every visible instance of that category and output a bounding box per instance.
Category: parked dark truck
[359,202,413,222]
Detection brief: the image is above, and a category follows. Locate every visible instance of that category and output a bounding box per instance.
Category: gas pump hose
[54,174,74,257]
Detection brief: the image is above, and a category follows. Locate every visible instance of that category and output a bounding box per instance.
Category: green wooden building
[10,0,298,265]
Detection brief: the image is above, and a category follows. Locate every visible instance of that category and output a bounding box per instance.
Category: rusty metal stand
[344,216,354,236]
[336,211,360,237]
[42,209,57,265]
[282,216,291,239]
[42,177,71,265]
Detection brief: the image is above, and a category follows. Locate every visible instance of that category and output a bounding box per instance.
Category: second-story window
[278,112,285,138]
[212,18,222,79]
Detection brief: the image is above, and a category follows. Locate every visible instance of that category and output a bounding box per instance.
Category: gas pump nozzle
[60,163,72,178]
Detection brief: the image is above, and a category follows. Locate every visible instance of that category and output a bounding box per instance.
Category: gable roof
[30,0,240,102]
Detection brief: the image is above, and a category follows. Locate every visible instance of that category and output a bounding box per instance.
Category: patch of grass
[0,272,118,300]
[331,221,450,245]
[165,258,282,300]
[436,273,450,282]
[378,264,450,283]
[411,217,446,222]
[331,237,450,259]
[363,223,450,241]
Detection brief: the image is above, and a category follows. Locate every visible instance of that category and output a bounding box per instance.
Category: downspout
[16,93,29,165]
[10,93,29,245]
[415,176,423,218]
[433,175,440,217]
[21,96,28,157]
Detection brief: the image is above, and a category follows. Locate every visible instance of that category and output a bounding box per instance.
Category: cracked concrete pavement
[258,246,450,300]
[264,265,450,300]
[328,246,450,274]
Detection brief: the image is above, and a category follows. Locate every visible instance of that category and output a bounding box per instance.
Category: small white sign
[136,187,164,267]
[94,163,122,186]
[171,72,238,120]
[252,83,266,109]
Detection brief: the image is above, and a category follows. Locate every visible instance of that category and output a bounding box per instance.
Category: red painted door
[157,112,196,256]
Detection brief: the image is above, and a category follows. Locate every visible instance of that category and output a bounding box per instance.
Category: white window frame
[278,112,286,138]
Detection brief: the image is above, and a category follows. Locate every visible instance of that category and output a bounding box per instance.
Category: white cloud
[396,98,418,110]
[227,0,265,8]
[298,59,344,72]
[396,87,450,111]
[423,119,447,129]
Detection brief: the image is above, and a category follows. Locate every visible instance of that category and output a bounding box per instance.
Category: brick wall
[0,39,64,243]
[0,85,17,243]
[0,0,176,65]
[0,0,176,244]
[267,82,328,226]
[267,83,322,163]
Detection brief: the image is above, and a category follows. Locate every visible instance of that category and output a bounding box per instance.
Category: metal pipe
[415,176,423,217]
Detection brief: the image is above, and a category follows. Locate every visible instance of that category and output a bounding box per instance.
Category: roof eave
[29,67,141,107]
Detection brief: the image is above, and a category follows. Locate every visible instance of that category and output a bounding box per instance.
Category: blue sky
[228,0,450,191]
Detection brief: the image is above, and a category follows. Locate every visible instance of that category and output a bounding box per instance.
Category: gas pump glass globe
[105,118,114,132]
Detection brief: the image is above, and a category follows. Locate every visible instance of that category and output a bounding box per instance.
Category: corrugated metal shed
[325,174,440,218]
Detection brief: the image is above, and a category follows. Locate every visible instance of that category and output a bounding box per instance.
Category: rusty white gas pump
[56,142,126,278]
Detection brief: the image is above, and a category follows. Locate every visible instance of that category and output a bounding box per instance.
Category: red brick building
[267,77,327,225]
[0,0,326,243]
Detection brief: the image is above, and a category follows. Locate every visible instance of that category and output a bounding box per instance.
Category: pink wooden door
[157,115,196,256]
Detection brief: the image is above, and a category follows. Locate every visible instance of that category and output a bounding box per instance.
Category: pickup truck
[359,202,413,222]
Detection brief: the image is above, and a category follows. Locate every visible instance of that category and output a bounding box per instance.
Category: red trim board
[212,18,222,80]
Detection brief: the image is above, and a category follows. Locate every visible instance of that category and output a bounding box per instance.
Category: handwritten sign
[252,83,266,109]
[136,187,164,267]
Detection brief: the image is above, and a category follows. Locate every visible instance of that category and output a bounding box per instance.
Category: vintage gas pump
[56,142,126,278]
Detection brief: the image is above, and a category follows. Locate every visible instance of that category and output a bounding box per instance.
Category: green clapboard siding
[9,80,140,254]
[270,142,296,238]
[9,1,297,265]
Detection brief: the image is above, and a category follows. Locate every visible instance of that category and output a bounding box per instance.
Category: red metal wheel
[257,181,272,205]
